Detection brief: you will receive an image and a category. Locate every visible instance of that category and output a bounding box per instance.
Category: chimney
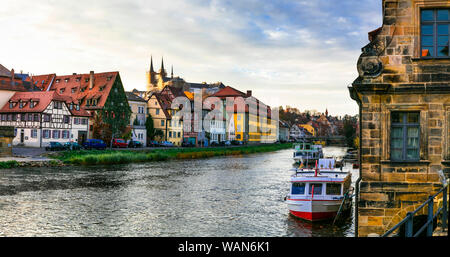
[246,90,252,97]
[10,68,14,86]
[89,71,94,89]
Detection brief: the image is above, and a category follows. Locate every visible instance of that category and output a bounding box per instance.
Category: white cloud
[0,0,381,116]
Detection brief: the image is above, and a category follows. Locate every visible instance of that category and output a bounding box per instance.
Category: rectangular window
[161,120,164,126]
[43,114,51,122]
[74,118,79,125]
[64,115,70,124]
[291,182,306,195]
[169,131,172,138]
[177,132,181,138]
[1,114,5,121]
[52,130,60,139]
[326,183,342,195]
[33,114,39,122]
[156,109,160,115]
[308,183,323,195]
[62,130,69,139]
[391,112,420,161]
[43,130,50,139]
[421,9,450,58]
[31,129,37,138]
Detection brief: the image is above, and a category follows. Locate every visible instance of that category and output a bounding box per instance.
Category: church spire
[171,65,173,78]
[159,56,167,78]
[150,55,154,73]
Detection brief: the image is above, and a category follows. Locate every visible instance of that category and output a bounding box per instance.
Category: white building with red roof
[0,91,90,147]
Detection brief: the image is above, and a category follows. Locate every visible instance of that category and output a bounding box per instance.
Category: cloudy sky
[1,0,382,116]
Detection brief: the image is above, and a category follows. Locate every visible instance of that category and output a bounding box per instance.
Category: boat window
[305,145,311,150]
[326,183,341,195]
[292,183,306,194]
[308,183,322,195]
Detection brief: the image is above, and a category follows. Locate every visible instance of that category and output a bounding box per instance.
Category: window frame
[390,112,421,162]
[420,8,450,59]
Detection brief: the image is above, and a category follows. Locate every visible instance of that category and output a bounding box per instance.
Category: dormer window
[55,79,60,83]
[60,88,65,94]
[70,103,73,110]
[76,77,81,82]
[76,104,80,111]
[71,87,77,93]
[19,101,23,109]
[30,100,34,108]
[65,78,70,83]
[99,85,106,91]
[107,76,112,81]
[85,78,89,83]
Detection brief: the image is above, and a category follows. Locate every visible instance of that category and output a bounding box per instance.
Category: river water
[0,146,358,237]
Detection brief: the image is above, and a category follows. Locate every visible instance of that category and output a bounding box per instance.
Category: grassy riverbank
[0,160,19,169]
[53,143,293,166]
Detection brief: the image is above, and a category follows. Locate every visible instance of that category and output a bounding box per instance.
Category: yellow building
[213,86,277,144]
[147,93,169,141]
[167,109,183,146]
[299,124,316,137]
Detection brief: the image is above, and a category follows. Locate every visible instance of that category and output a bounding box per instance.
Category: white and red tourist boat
[285,159,352,221]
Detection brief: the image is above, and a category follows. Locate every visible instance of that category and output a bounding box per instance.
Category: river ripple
[0,146,357,237]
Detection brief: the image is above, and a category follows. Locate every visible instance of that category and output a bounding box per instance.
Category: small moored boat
[293,142,324,164]
[285,159,352,222]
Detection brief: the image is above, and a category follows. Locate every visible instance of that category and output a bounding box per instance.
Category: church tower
[146,55,157,92]
[159,57,167,79]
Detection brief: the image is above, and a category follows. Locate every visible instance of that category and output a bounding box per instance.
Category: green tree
[145,114,164,142]
[343,115,357,147]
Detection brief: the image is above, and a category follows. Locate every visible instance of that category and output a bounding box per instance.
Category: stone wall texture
[349,0,450,236]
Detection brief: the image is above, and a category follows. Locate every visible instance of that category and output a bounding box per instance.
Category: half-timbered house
[30,71,131,141]
[0,91,90,147]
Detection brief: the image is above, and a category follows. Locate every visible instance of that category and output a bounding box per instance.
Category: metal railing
[382,180,448,237]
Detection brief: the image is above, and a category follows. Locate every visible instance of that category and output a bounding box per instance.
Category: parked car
[128,140,143,148]
[45,142,65,151]
[148,140,161,147]
[223,140,231,146]
[160,141,174,147]
[112,139,128,148]
[210,141,220,147]
[182,141,195,147]
[231,140,242,145]
[64,142,82,150]
[83,139,107,150]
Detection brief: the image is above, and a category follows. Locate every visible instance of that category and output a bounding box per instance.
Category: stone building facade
[349,0,450,236]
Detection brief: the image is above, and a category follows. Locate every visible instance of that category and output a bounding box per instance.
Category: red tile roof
[212,86,272,118]
[31,71,119,111]
[30,74,56,91]
[0,91,90,117]
[212,86,246,98]
[0,77,29,92]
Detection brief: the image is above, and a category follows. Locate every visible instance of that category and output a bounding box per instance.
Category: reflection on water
[0,146,358,237]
